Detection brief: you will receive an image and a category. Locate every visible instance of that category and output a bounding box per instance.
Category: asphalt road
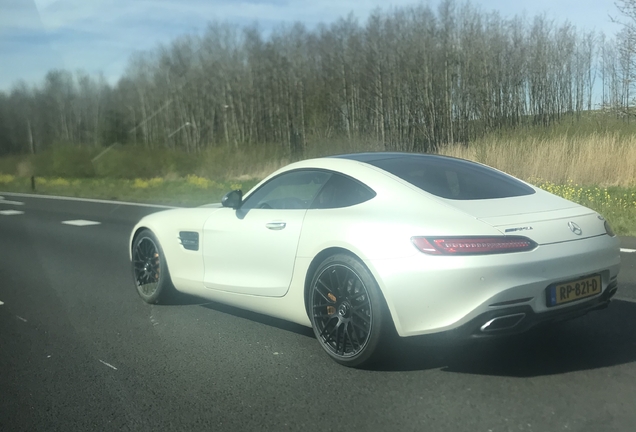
[1,192,636,432]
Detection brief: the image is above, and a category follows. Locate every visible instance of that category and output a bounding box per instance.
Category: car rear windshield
[367,156,535,200]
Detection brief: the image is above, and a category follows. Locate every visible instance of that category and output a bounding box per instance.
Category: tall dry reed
[439,133,636,187]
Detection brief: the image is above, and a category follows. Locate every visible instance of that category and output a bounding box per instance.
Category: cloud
[0,0,624,91]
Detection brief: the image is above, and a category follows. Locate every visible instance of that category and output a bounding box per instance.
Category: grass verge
[0,174,259,207]
[1,173,634,236]
[1,121,635,234]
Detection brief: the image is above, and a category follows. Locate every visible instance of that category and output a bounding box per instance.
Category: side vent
[178,231,199,251]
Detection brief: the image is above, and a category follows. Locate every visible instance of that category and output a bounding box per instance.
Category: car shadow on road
[164,291,315,337]
[164,292,214,306]
[374,299,636,376]
[174,292,636,376]
[198,300,316,338]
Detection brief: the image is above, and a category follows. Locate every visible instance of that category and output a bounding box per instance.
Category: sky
[0,0,625,92]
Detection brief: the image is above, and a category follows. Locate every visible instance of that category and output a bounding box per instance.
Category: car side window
[241,170,332,210]
[310,173,376,209]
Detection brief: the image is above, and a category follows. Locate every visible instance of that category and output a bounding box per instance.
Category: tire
[308,254,389,367]
[131,229,175,304]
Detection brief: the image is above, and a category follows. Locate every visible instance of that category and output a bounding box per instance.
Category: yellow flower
[133,179,150,189]
[0,174,15,184]
[49,178,70,187]
[186,175,211,189]
[148,177,164,187]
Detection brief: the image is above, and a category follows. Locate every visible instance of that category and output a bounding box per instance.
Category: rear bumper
[406,278,618,344]
[367,234,621,337]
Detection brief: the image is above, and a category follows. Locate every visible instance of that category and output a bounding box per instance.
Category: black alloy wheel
[132,230,173,304]
[309,254,387,367]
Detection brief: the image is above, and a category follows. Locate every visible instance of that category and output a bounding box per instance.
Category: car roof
[330,152,455,163]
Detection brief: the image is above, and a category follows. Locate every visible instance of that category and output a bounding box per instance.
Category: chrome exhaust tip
[480,313,526,332]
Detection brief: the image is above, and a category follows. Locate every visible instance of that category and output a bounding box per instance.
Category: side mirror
[221,189,242,209]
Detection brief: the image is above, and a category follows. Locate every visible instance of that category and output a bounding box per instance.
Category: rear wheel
[308,254,388,367]
[132,229,174,304]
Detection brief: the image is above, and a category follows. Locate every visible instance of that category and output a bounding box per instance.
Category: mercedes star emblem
[568,221,583,235]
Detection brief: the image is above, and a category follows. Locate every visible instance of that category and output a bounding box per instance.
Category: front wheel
[308,254,389,367]
[131,229,174,304]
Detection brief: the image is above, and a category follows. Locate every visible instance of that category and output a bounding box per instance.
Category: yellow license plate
[547,274,602,307]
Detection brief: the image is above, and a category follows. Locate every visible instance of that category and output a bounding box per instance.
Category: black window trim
[308,171,377,210]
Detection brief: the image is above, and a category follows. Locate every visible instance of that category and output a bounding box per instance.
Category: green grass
[1,173,634,235]
[0,174,259,207]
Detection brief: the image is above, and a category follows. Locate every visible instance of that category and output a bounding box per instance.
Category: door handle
[265,222,286,230]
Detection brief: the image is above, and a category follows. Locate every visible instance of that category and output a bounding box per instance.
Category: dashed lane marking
[61,219,101,226]
[0,300,4,305]
[0,210,24,215]
[16,315,27,322]
[0,199,24,205]
[99,359,118,370]
[620,248,636,253]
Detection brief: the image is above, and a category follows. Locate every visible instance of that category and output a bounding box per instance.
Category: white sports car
[130,152,621,367]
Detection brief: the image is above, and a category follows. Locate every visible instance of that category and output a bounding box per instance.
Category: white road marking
[0,199,24,205]
[62,219,101,226]
[16,315,27,322]
[620,248,636,253]
[0,210,24,215]
[0,300,4,305]
[99,359,118,370]
[0,192,178,208]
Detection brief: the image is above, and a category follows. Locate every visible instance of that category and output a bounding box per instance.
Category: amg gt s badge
[505,226,533,233]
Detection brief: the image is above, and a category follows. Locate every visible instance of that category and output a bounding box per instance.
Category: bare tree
[1,0,631,157]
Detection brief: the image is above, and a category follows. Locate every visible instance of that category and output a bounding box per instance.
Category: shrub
[93,147,202,179]
[33,146,96,178]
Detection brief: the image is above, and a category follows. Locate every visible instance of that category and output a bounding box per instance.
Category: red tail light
[411,236,536,255]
